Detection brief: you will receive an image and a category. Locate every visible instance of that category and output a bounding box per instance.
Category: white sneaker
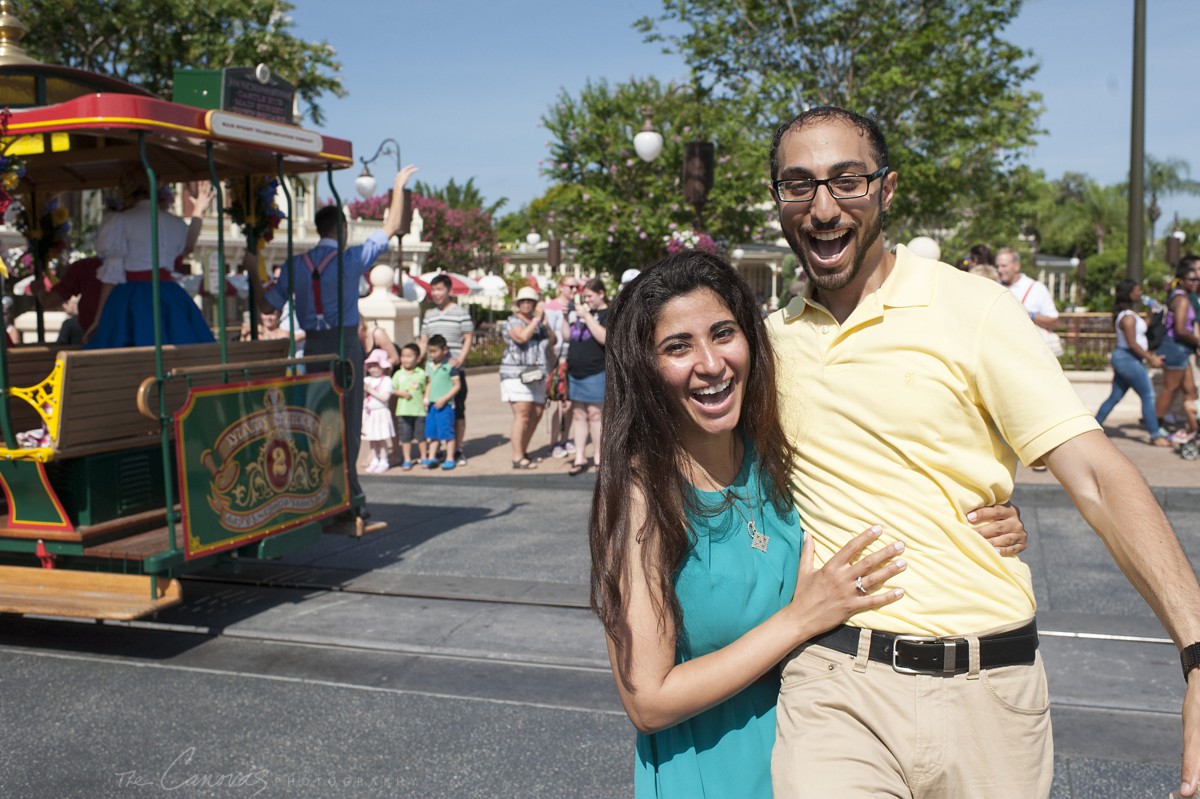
[552,445,567,459]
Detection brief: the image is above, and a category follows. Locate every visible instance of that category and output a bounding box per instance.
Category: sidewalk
[369,367,1198,487]
[367,366,598,479]
[1018,369,1197,488]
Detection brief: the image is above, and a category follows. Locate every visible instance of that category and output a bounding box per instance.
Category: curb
[1014,481,1200,510]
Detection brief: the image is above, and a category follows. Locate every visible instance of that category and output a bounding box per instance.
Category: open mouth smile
[805,228,853,265]
[691,378,733,407]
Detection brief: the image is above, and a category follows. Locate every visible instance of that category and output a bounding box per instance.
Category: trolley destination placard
[175,374,350,559]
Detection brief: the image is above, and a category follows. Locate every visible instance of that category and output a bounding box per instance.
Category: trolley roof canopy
[4,92,354,192]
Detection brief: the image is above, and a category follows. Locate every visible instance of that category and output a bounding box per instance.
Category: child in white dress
[362,349,395,473]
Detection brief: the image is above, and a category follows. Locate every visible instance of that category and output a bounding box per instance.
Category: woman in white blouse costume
[84,167,214,349]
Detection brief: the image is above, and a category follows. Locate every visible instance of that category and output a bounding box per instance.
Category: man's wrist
[1181,642,1200,682]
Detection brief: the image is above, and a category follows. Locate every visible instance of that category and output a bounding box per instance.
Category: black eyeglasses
[773,165,890,203]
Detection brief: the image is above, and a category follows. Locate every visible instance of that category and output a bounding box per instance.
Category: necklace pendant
[747,520,769,552]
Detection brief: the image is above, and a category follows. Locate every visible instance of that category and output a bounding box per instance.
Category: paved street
[1,368,1197,798]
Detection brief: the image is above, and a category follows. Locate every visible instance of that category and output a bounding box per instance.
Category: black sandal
[567,461,589,476]
[512,458,538,470]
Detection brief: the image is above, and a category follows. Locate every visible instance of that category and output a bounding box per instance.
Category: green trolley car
[0,52,373,620]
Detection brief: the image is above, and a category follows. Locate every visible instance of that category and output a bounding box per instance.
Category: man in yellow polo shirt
[766,106,1200,798]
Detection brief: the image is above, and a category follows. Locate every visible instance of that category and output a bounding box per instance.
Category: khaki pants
[772,638,1053,798]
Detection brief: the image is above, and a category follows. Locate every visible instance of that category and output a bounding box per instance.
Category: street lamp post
[634,107,664,163]
[1127,0,1147,281]
[1167,224,1186,267]
[356,138,413,264]
[356,138,401,200]
[633,101,714,231]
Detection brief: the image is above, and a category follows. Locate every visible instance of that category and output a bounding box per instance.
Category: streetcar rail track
[180,565,592,610]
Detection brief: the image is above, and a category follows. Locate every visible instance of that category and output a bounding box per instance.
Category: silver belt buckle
[891,633,942,674]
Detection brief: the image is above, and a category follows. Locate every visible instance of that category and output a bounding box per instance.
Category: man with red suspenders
[249,166,416,507]
[996,246,1062,356]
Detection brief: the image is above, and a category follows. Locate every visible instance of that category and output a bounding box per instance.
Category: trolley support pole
[141,134,178,555]
[276,156,297,359]
[327,165,345,363]
[206,143,228,366]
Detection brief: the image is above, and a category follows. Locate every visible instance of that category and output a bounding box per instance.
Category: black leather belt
[809,619,1039,675]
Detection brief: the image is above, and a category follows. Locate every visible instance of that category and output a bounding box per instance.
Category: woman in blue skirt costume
[84,167,214,349]
[590,252,1027,797]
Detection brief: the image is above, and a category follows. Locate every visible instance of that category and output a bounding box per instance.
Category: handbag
[520,366,545,384]
[545,360,569,401]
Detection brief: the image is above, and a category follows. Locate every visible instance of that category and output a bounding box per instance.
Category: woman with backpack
[1154,263,1200,444]
[1095,279,1172,447]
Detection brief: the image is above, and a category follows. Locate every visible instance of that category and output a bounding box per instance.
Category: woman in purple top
[563,278,609,476]
[1155,263,1200,443]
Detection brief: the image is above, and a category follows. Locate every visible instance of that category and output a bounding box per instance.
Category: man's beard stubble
[787,194,886,294]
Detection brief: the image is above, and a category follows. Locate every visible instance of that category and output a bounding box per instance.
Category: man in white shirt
[996,247,1057,331]
[996,246,1061,357]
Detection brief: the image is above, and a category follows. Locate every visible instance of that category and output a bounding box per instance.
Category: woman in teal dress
[590,251,1028,797]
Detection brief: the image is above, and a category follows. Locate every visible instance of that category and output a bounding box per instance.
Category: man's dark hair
[969,244,994,266]
[427,334,448,349]
[770,106,890,180]
[429,274,453,291]
[314,205,342,239]
[1180,254,1200,272]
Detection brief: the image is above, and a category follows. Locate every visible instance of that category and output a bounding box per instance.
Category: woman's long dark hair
[589,251,799,670]
[1112,279,1139,324]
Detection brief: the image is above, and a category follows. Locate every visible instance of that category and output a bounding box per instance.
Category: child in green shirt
[392,342,428,470]
[423,334,462,470]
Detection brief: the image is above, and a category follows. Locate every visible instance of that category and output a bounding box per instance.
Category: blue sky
[288,0,1200,235]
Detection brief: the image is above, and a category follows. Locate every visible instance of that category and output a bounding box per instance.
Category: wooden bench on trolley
[0,339,292,619]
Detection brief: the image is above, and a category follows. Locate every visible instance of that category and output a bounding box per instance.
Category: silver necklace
[690,453,769,552]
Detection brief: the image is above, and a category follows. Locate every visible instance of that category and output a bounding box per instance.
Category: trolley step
[0,565,181,620]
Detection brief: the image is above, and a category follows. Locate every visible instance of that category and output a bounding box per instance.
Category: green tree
[21,0,344,124]
[940,165,1050,263]
[539,76,770,274]
[637,0,1042,237]
[1077,180,1126,256]
[1029,172,1117,260]
[1144,155,1200,249]
[495,186,572,249]
[412,177,507,218]
[412,194,499,276]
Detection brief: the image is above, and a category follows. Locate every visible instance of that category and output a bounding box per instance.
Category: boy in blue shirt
[423,335,462,470]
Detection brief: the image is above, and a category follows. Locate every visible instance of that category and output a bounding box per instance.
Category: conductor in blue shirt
[249,165,417,507]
